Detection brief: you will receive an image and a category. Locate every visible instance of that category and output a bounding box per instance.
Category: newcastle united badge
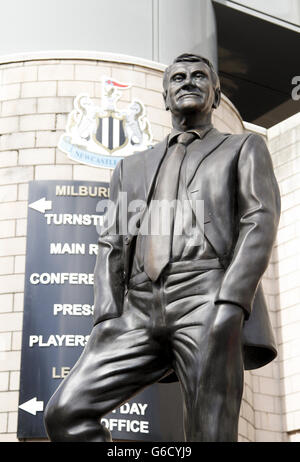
[58,77,153,169]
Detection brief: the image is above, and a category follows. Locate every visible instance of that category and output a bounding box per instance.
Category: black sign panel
[17,180,183,441]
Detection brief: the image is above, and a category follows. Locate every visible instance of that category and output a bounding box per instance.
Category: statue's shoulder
[216,130,270,163]
[215,128,256,149]
[121,137,168,168]
[216,128,251,141]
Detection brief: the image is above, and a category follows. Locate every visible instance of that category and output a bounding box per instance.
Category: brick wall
[267,114,300,442]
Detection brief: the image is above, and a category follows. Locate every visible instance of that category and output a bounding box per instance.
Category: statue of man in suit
[44,53,281,442]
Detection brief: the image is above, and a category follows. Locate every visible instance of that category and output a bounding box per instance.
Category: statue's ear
[212,88,221,109]
[163,91,169,111]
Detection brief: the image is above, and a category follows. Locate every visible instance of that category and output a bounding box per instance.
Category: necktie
[143,132,196,281]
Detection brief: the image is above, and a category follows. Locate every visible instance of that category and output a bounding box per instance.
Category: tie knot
[177,132,196,147]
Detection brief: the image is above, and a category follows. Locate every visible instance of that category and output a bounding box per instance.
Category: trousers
[44,260,244,442]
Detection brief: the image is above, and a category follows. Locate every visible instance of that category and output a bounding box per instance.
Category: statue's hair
[163,53,220,95]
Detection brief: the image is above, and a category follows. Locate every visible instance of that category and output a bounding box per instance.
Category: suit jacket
[93,128,281,371]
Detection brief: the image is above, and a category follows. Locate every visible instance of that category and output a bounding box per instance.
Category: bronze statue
[44,53,281,442]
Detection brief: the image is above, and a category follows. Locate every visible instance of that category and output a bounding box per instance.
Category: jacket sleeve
[93,159,125,325]
[215,134,281,318]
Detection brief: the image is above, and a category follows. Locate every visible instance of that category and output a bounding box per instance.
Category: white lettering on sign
[29,273,94,285]
[53,304,94,316]
[89,244,98,255]
[56,185,109,198]
[52,367,71,378]
[101,418,149,434]
[49,243,98,255]
[119,402,148,416]
[50,243,86,255]
[44,213,103,226]
[29,334,90,347]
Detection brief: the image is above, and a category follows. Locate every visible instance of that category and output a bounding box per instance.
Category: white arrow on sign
[29,197,52,214]
[19,397,44,415]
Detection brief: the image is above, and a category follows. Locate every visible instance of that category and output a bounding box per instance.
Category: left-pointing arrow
[19,397,44,415]
[28,197,52,214]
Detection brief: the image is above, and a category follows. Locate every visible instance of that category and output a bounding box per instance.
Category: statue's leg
[162,268,244,442]
[172,299,244,442]
[44,304,170,442]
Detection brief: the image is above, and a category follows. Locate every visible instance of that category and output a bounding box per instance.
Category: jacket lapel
[143,137,168,203]
[186,129,230,257]
[124,137,168,238]
[186,128,229,189]
[142,130,228,199]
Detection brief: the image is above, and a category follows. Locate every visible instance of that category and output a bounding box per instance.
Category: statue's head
[163,53,221,117]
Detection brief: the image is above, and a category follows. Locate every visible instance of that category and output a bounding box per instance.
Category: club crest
[58,77,153,169]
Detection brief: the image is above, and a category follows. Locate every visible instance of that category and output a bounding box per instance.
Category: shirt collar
[168,124,213,147]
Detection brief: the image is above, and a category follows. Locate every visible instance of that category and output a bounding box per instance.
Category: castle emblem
[58,77,153,169]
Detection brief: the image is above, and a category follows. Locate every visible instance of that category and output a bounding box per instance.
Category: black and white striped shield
[94,114,128,153]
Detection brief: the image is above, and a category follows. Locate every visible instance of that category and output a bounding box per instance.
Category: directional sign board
[17,180,183,441]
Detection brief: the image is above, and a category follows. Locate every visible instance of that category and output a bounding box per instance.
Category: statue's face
[164,61,216,116]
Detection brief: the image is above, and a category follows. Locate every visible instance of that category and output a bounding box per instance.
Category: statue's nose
[182,75,194,88]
